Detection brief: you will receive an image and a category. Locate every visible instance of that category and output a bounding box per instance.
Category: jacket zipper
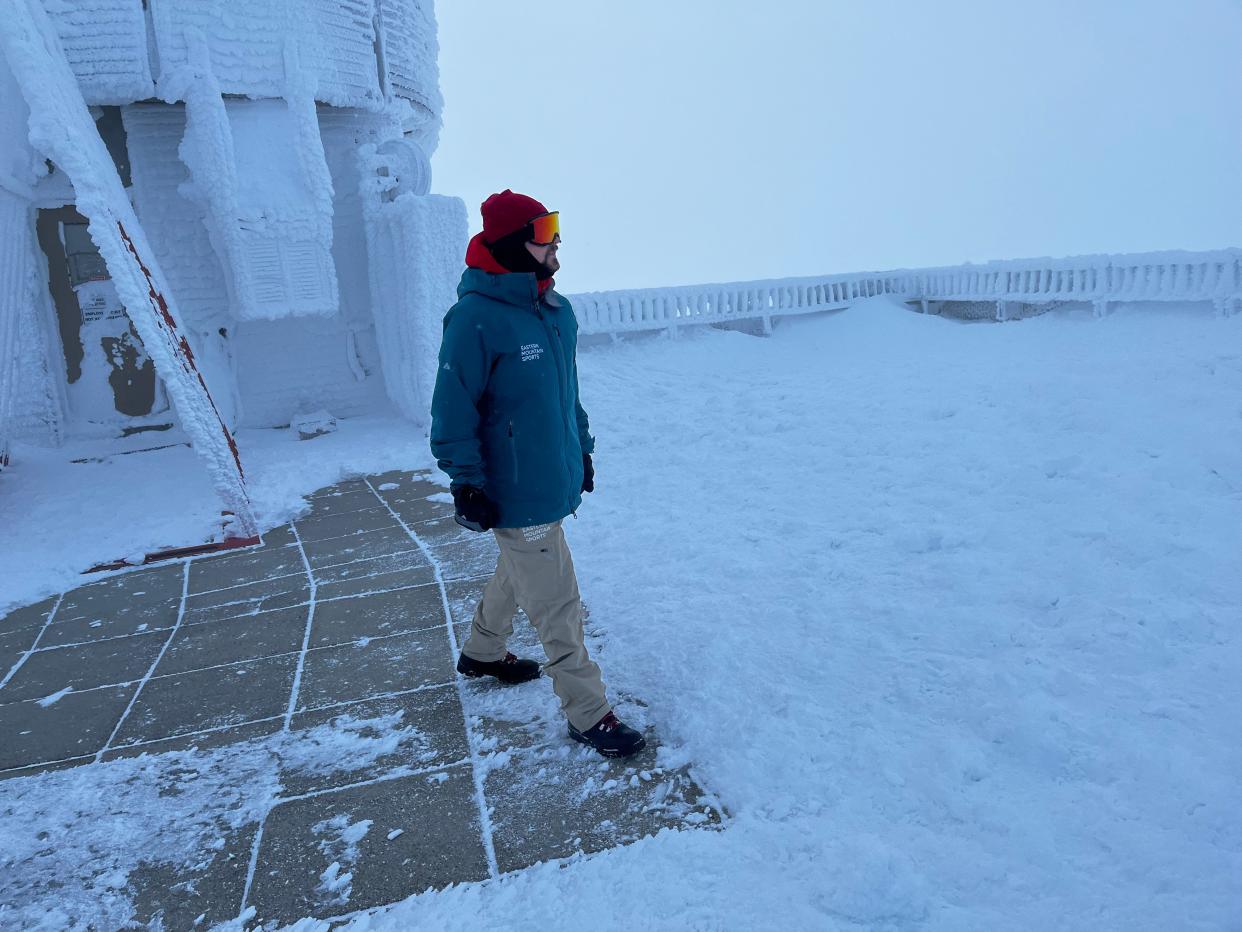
[507,421,520,486]
[537,300,576,503]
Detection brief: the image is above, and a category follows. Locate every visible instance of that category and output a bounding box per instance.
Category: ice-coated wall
[0,54,62,446]
[8,282,65,445]
[226,106,403,430]
[362,139,467,428]
[125,101,411,429]
[4,0,454,443]
[318,107,404,332]
[122,105,232,332]
[43,0,154,104]
[151,0,384,109]
[232,316,389,429]
[0,192,35,449]
[378,0,443,150]
[3,0,258,533]
[43,0,443,121]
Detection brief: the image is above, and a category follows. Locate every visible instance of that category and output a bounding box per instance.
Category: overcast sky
[430,1,1241,293]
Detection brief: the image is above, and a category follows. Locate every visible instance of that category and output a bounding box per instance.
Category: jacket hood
[464,231,509,275]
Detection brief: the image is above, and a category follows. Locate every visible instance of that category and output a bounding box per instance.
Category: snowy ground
[3,298,1240,929]
[0,413,432,616]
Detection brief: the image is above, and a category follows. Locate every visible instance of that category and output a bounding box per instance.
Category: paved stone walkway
[0,471,721,929]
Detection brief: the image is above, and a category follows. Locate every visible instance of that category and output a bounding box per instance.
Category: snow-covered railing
[908,249,1242,320]
[570,271,914,336]
[569,248,1242,335]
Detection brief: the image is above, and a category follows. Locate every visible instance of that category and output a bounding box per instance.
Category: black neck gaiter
[488,229,554,281]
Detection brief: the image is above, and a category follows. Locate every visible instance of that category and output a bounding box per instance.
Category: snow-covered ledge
[569,248,1242,337]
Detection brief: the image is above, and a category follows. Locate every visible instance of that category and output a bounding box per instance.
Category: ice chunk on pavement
[291,409,338,441]
[37,687,73,707]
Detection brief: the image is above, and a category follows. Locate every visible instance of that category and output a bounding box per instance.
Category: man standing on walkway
[430,190,645,759]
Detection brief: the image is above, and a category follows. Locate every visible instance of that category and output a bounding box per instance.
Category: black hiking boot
[568,711,647,758]
[456,651,541,684]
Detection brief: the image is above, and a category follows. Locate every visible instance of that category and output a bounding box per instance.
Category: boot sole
[458,669,541,685]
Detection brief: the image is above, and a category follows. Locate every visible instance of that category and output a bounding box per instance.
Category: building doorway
[35,205,171,435]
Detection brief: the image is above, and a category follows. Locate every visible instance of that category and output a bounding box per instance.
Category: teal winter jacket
[430,267,595,529]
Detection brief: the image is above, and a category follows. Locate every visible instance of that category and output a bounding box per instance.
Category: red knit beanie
[481,189,549,244]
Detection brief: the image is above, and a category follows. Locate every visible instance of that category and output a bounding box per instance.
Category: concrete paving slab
[284,685,469,796]
[189,544,306,594]
[459,670,564,756]
[445,577,488,628]
[311,550,433,587]
[384,494,455,526]
[309,585,443,650]
[306,488,382,517]
[246,766,488,927]
[295,628,453,712]
[182,576,310,625]
[0,627,41,675]
[293,507,402,544]
[436,536,501,581]
[40,597,180,649]
[0,596,55,634]
[159,607,308,677]
[0,753,97,780]
[261,524,298,548]
[369,469,440,492]
[55,564,183,622]
[0,683,136,770]
[379,484,450,508]
[317,574,434,601]
[0,629,167,702]
[112,654,298,747]
[370,468,449,498]
[128,821,259,931]
[412,513,476,549]
[487,739,723,874]
[302,527,421,571]
[101,716,284,762]
[310,478,376,499]
[316,569,439,602]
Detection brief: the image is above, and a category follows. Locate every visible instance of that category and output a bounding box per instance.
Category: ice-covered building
[0,0,466,538]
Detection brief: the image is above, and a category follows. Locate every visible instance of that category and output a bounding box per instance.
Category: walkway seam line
[282,524,318,731]
[94,561,191,762]
[365,477,501,880]
[238,524,315,920]
[0,593,64,692]
[278,757,471,804]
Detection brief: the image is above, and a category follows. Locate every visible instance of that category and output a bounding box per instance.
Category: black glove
[452,485,498,532]
[582,453,595,494]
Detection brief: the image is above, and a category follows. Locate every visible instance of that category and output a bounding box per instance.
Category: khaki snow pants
[462,520,610,732]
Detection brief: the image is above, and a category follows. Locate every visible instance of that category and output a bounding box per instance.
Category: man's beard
[489,234,556,280]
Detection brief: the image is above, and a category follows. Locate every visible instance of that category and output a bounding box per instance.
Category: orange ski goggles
[529,211,560,245]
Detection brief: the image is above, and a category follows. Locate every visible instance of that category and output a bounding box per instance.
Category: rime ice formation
[0,0,465,538]
[1,0,259,536]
